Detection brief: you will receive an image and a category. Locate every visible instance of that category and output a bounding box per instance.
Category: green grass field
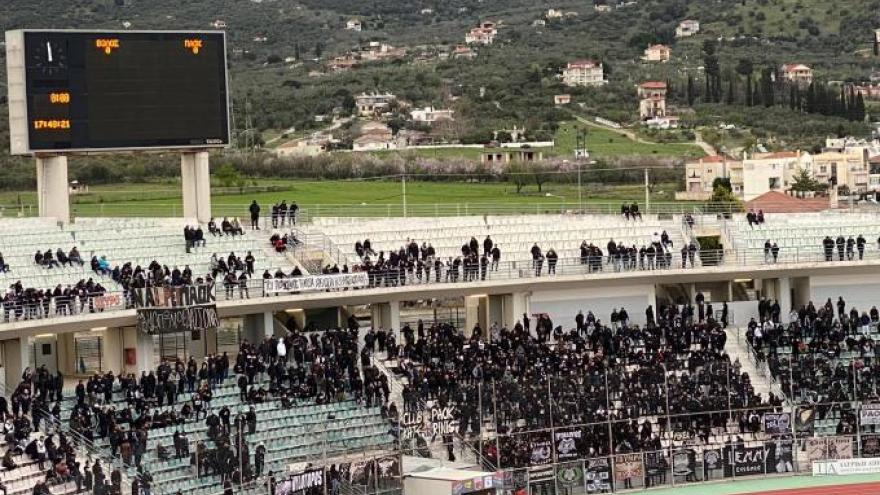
[359,121,705,161]
[0,179,685,218]
[554,123,705,159]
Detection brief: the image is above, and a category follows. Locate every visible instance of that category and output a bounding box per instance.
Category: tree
[215,163,244,190]
[712,177,732,192]
[736,58,754,106]
[530,161,552,193]
[506,161,530,194]
[789,167,824,197]
[686,75,696,106]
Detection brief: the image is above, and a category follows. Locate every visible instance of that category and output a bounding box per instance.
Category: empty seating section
[59,377,394,495]
[729,213,880,256]
[0,218,292,293]
[310,215,687,262]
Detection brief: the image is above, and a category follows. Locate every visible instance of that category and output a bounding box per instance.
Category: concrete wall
[530,285,655,328]
[810,274,880,314]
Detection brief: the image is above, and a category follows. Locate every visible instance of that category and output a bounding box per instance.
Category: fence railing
[5,244,880,327]
[0,201,748,221]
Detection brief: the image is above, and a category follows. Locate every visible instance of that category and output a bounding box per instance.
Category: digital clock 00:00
[33,119,71,130]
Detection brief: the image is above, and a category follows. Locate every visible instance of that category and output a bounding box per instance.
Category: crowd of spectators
[749,296,880,410]
[391,301,774,468]
[43,323,396,495]
[3,367,127,495]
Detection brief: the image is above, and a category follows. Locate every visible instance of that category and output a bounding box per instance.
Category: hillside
[1,0,879,184]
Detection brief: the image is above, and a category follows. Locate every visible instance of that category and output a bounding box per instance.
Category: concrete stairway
[724,327,786,401]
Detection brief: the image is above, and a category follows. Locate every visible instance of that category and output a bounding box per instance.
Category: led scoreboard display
[5,30,230,155]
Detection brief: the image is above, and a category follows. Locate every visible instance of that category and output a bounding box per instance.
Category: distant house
[643,44,671,62]
[453,45,477,59]
[594,2,611,13]
[780,64,813,87]
[466,22,498,45]
[253,35,268,43]
[546,9,563,19]
[358,42,406,62]
[562,60,605,87]
[275,135,333,157]
[355,92,397,117]
[676,155,741,201]
[211,19,227,29]
[852,84,880,100]
[346,19,362,32]
[675,19,700,38]
[554,94,572,106]
[68,181,89,195]
[638,82,667,120]
[410,107,454,123]
[533,19,546,27]
[481,147,543,164]
[353,121,396,151]
[328,56,358,72]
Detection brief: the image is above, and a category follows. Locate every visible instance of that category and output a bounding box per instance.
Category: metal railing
[4,245,880,327]
[0,201,747,221]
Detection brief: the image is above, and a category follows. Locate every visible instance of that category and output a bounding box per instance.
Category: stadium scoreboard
[5,30,230,155]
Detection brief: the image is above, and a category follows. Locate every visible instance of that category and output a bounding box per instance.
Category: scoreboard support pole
[35,155,71,223]
[180,151,212,224]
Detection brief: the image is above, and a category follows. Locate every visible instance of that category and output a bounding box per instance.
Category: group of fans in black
[392,300,779,471]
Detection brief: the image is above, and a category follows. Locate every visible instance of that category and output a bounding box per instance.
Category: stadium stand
[0,217,297,321]
[727,212,880,262]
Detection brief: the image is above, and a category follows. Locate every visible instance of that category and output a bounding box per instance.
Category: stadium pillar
[370,302,400,332]
[181,151,212,223]
[464,295,489,337]
[778,276,792,316]
[36,155,70,223]
[2,337,31,389]
[501,292,529,329]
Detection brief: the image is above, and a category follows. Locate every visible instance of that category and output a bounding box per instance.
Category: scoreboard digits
[5,30,230,155]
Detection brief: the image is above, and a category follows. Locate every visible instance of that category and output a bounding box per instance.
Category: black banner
[556,463,584,487]
[863,435,880,457]
[763,413,791,436]
[671,449,695,477]
[137,304,219,335]
[132,283,216,308]
[731,446,765,476]
[796,408,815,435]
[349,460,373,486]
[585,458,612,493]
[703,448,723,478]
[554,427,585,461]
[765,440,794,474]
[278,469,324,495]
[529,431,553,466]
[375,456,400,480]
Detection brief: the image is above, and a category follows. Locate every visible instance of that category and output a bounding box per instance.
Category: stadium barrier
[5,245,880,326]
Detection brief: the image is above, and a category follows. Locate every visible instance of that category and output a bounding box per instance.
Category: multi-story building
[638,81,667,119]
[642,44,671,62]
[675,20,700,38]
[466,22,498,45]
[780,64,813,87]
[355,92,397,117]
[562,60,605,87]
[676,155,741,201]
